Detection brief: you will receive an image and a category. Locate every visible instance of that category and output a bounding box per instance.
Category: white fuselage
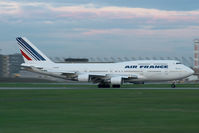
[17,37,194,87]
[24,60,194,83]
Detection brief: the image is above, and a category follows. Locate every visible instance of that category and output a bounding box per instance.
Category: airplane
[16,37,194,88]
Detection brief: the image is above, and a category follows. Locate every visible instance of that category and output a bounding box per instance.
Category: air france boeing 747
[16,37,194,88]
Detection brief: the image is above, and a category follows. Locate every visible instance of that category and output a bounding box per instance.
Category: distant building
[8,54,24,76]
[0,54,24,77]
[0,55,9,77]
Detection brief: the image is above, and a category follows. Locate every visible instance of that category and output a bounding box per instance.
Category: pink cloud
[0,1,21,15]
[49,5,199,22]
[0,1,49,17]
[1,1,199,24]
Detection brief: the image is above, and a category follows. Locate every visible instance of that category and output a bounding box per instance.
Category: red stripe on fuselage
[20,49,32,61]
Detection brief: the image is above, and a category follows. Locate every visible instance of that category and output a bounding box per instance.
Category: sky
[0,0,199,58]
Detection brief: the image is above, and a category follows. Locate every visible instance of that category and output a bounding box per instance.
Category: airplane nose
[187,68,194,76]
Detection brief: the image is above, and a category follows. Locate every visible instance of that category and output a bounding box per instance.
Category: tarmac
[0,87,198,90]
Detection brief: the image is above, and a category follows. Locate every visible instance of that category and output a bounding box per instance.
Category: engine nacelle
[110,76,123,85]
[77,74,89,82]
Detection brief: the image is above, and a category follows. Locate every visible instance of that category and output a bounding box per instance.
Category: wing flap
[88,73,138,83]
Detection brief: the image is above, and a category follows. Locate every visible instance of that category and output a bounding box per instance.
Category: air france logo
[125,65,168,69]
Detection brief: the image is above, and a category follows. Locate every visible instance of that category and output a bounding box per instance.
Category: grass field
[1,89,199,133]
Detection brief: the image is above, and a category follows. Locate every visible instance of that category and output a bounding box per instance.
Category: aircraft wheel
[98,83,110,88]
[112,85,121,88]
[104,84,111,88]
[171,84,176,88]
[98,84,101,88]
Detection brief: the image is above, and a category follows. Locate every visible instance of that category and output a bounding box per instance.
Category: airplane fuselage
[17,37,194,88]
[24,60,193,82]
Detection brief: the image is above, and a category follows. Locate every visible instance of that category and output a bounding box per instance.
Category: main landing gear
[112,85,121,88]
[98,83,121,88]
[98,83,110,88]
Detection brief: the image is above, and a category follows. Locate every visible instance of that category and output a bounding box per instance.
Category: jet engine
[77,74,90,82]
[110,76,123,85]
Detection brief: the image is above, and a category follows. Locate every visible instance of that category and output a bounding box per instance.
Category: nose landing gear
[171,83,176,88]
[171,81,176,88]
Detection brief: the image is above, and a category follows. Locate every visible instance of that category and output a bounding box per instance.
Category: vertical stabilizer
[16,37,53,64]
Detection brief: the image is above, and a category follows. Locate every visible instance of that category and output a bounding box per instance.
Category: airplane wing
[21,65,77,79]
[89,74,107,83]
[89,73,138,83]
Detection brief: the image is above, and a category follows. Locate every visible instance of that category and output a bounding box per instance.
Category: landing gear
[171,83,176,88]
[112,85,121,88]
[98,83,111,88]
[97,83,121,88]
[171,80,176,88]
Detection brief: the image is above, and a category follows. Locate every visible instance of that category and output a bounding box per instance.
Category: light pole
[194,39,199,71]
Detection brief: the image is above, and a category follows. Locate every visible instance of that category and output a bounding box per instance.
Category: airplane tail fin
[16,37,53,64]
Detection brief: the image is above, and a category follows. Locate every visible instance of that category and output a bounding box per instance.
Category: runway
[0,87,199,90]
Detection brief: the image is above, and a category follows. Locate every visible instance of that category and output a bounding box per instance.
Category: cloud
[0,1,198,58]
[81,26,199,38]
[43,21,54,24]
[0,1,20,15]
[0,1,47,15]
[1,1,199,24]
[49,4,199,22]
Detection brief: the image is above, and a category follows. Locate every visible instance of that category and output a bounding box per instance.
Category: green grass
[0,83,199,88]
[1,89,199,133]
[0,83,96,88]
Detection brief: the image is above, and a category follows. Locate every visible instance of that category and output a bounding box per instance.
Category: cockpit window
[176,62,181,64]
